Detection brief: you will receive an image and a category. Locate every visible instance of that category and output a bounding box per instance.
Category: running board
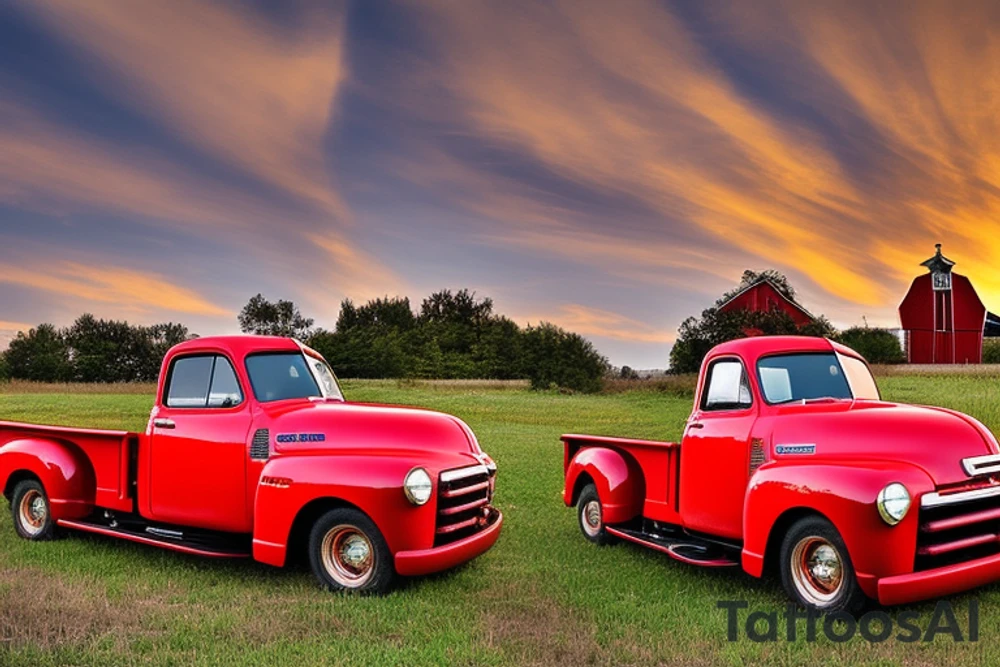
[606,525,739,568]
[57,519,251,558]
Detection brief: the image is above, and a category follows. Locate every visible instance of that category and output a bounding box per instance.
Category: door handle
[153,418,176,429]
[687,422,704,430]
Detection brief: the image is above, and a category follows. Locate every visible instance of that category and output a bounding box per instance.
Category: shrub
[983,338,1000,364]
[522,323,609,393]
[835,327,905,364]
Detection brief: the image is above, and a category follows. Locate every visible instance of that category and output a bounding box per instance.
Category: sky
[2,0,1000,368]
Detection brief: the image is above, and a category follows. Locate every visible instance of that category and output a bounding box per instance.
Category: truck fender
[742,461,934,598]
[250,455,437,568]
[564,446,644,525]
[0,438,96,521]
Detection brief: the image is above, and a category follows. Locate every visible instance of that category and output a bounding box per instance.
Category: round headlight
[403,467,433,506]
[877,482,911,526]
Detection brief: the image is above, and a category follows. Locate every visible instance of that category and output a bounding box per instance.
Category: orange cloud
[521,304,674,344]
[307,232,408,307]
[20,0,348,217]
[405,0,942,308]
[0,261,228,317]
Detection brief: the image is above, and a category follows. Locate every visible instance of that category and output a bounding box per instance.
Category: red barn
[899,245,986,364]
[717,278,815,326]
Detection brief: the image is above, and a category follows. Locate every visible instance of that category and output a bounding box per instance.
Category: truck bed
[0,420,139,513]
[562,432,682,526]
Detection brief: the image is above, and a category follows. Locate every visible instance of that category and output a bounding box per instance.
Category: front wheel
[779,516,866,613]
[10,480,56,541]
[308,508,393,594]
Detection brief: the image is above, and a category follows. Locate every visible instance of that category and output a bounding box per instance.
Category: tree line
[0,290,610,392]
[0,316,191,383]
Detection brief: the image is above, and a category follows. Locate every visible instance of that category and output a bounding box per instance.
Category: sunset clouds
[3,1,1000,366]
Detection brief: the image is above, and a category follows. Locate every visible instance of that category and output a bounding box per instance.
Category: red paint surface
[0,335,501,578]
[563,335,1000,605]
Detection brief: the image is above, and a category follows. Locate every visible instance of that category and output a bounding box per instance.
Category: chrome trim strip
[962,454,1000,477]
[440,464,489,483]
[921,485,1000,508]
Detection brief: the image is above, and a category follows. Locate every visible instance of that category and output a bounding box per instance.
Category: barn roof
[716,277,816,321]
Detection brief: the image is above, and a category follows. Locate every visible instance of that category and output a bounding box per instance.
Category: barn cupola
[921,243,955,292]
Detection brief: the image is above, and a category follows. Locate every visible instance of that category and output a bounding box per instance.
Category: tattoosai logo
[275,433,327,444]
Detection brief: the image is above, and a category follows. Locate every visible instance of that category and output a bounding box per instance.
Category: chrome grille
[435,465,495,546]
[916,486,1000,570]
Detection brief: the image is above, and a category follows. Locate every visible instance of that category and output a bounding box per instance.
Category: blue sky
[2,1,1000,367]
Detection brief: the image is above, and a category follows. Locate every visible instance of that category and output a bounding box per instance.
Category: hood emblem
[775,444,816,456]
[275,433,326,444]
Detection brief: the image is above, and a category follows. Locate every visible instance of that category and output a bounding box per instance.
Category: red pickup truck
[0,336,501,593]
[564,336,1000,611]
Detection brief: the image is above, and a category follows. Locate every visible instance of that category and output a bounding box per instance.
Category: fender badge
[775,444,816,455]
[275,433,326,444]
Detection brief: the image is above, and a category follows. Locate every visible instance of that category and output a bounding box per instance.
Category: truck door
[679,357,757,541]
[148,353,253,533]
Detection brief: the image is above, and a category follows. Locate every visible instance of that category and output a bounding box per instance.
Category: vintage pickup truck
[564,336,1000,611]
[0,336,501,593]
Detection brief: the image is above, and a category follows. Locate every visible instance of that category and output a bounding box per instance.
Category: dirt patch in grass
[478,581,603,666]
[0,567,159,651]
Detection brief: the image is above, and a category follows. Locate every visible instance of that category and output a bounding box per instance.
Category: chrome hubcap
[791,536,844,606]
[582,500,602,537]
[321,525,374,588]
[19,490,47,536]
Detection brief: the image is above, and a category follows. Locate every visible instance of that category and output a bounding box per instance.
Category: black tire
[577,483,615,546]
[10,480,56,541]
[308,508,393,594]
[779,516,866,614]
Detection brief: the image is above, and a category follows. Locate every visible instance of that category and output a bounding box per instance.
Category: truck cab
[564,336,1000,611]
[1,336,502,593]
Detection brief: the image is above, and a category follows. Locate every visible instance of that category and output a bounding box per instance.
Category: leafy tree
[522,322,609,392]
[620,366,640,380]
[5,324,71,382]
[835,327,905,364]
[238,294,314,338]
[473,316,523,379]
[0,351,9,381]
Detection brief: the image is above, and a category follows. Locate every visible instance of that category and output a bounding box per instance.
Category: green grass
[1,377,1000,665]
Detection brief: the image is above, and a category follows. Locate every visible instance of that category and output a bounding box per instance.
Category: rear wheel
[10,480,55,541]
[780,516,866,613]
[308,508,393,594]
[577,483,615,546]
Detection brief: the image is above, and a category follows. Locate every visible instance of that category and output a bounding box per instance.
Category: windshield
[305,354,344,401]
[757,353,854,404]
[245,353,322,402]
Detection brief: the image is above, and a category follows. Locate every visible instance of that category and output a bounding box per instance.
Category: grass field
[3,375,1000,665]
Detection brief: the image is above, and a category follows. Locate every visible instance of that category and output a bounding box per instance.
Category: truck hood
[769,400,1000,486]
[258,399,484,464]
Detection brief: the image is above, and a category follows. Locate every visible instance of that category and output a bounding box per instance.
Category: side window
[208,357,243,408]
[166,355,243,409]
[702,360,752,411]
